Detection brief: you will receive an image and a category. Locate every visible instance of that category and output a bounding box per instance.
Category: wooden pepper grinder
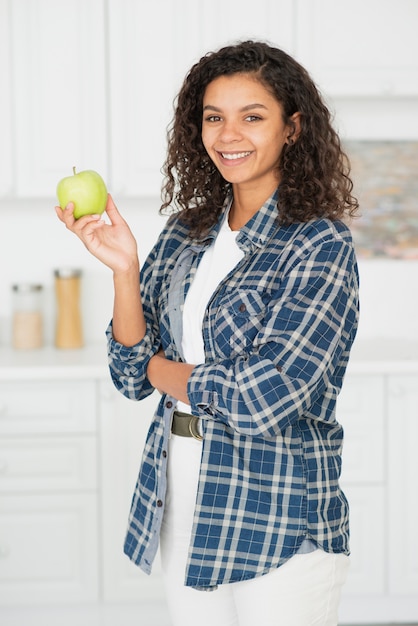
[54,268,83,349]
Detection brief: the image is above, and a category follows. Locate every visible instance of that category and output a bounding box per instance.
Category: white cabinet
[0,346,169,620]
[0,0,13,196]
[295,0,418,98]
[0,380,96,435]
[1,0,295,199]
[106,0,295,197]
[338,366,418,623]
[0,494,98,605]
[0,378,99,605]
[338,375,386,596]
[99,380,169,618]
[106,0,186,198]
[1,344,418,623]
[0,435,96,493]
[5,0,107,197]
[388,376,418,595]
[294,0,418,139]
[95,350,418,623]
[1,0,417,198]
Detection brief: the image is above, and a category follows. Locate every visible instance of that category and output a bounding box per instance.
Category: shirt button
[162,450,167,458]
[157,499,163,507]
[239,303,246,312]
[166,400,173,408]
[276,365,283,372]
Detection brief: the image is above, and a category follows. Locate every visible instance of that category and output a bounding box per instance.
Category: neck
[228,183,278,230]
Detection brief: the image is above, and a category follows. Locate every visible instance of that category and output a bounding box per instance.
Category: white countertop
[345,337,418,373]
[0,338,418,380]
[0,343,110,380]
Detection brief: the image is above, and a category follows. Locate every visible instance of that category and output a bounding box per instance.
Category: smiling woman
[201,73,301,229]
[56,40,360,626]
[161,41,358,240]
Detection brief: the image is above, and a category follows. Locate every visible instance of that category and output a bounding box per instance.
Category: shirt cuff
[106,320,156,376]
[187,362,226,418]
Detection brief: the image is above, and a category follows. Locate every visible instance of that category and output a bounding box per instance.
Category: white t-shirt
[177,216,244,413]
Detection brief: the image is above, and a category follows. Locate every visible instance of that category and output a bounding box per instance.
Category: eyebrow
[203,103,268,112]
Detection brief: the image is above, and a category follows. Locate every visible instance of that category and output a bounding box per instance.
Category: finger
[105,193,125,224]
[55,206,65,222]
[56,203,102,233]
[55,202,76,226]
[62,201,75,213]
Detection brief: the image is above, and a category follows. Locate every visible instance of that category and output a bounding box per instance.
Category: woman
[56,40,359,626]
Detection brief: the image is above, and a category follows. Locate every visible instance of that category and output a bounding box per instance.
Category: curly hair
[161,40,359,238]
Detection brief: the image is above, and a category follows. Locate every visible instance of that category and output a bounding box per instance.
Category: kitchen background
[0,1,418,625]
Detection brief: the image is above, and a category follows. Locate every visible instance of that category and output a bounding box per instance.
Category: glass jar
[12,283,44,349]
[54,268,83,349]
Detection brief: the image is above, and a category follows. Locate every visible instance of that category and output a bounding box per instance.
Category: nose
[219,119,242,143]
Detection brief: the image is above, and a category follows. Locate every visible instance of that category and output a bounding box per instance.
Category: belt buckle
[188,415,203,441]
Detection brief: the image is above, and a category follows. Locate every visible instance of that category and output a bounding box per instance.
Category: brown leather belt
[171,410,203,441]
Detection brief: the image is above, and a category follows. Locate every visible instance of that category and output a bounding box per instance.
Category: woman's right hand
[55,193,139,275]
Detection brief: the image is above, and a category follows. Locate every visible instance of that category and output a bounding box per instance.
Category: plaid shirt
[106,190,359,589]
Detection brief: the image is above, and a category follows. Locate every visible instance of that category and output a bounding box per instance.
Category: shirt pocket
[213,290,267,358]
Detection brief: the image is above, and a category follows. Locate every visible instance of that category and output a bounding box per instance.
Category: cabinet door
[99,380,169,618]
[107,0,178,197]
[195,0,294,59]
[337,374,386,595]
[0,493,98,605]
[387,375,418,595]
[0,435,97,492]
[0,0,13,196]
[9,0,107,197]
[295,0,418,97]
[0,380,96,435]
[340,485,386,597]
[107,0,294,197]
[337,374,385,484]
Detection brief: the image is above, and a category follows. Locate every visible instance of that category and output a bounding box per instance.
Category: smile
[220,151,252,160]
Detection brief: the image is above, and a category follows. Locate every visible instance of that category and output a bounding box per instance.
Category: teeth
[221,151,251,160]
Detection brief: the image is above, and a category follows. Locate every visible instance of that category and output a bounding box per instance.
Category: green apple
[56,167,108,219]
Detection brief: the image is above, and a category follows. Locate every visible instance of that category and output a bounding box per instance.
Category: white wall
[0,197,167,347]
[1,194,418,348]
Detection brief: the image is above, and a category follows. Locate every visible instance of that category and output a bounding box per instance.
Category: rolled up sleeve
[106,322,158,400]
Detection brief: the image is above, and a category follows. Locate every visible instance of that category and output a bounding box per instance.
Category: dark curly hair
[161,40,359,238]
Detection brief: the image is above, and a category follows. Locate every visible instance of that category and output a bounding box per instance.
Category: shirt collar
[190,195,233,248]
[235,188,280,253]
[190,188,280,252]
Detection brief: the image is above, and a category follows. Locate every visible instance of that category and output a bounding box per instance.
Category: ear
[286,111,302,144]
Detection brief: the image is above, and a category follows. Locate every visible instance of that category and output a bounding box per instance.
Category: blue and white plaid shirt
[106,189,359,590]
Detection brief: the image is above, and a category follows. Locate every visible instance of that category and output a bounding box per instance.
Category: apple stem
[72,166,76,175]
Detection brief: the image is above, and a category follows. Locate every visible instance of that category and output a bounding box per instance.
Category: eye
[245,114,262,122]
[204,115,222,123]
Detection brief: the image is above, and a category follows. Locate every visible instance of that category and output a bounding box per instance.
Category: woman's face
[201,73,299,195]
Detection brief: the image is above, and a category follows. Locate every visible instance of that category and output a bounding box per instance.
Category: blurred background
[0,0,418,343]
[0,1,417,625]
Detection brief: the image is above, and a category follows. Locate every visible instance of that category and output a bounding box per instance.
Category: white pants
[160,434,350,626]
